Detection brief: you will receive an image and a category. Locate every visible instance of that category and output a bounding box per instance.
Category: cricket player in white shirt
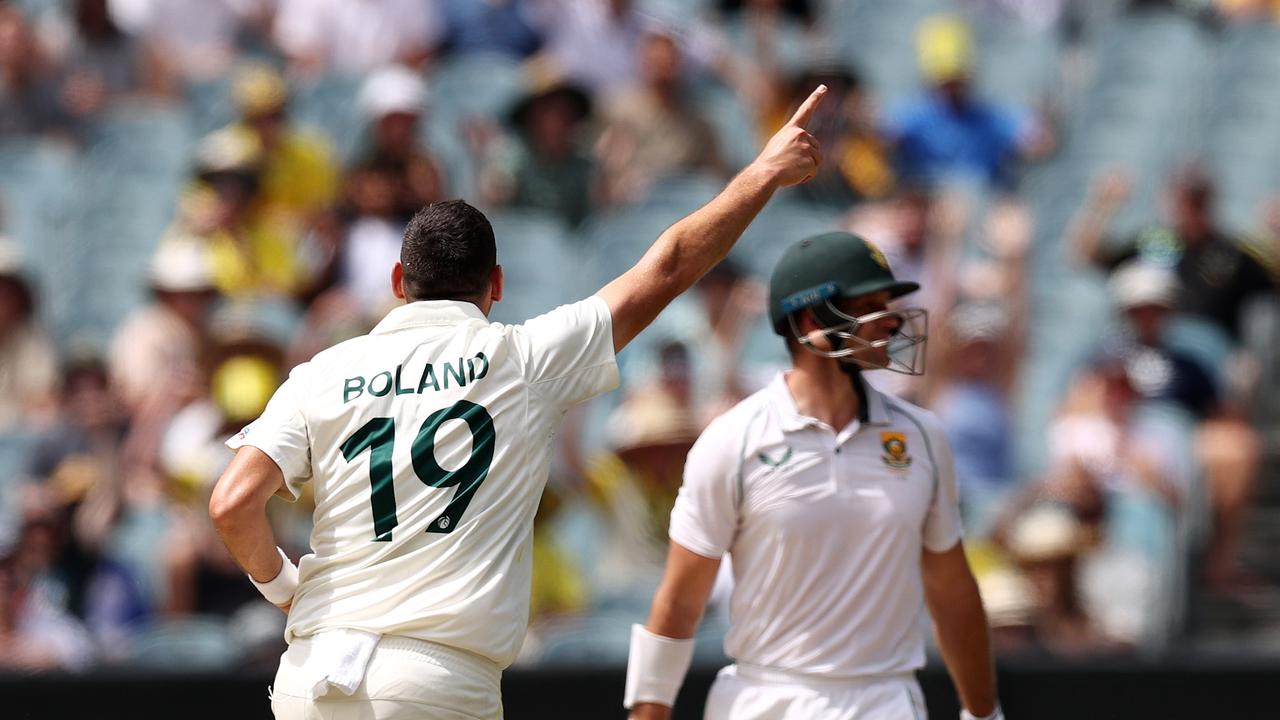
[625,231,1001,720]
[208,86,829,719]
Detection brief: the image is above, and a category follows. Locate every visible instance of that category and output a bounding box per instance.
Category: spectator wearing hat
[1104,261,1265,594]
[477,67,596,226]
[881,15,1052,190]
[352,65,446,217]
[173,126,312,298]
[583,377,702,598]
[0,239,59,430]
[161,300,297,629]
[311,66,447,319]
[999,502,1116,656]
[223,63,339,226]
[1103,262,1218,419]
[108,238,217,415]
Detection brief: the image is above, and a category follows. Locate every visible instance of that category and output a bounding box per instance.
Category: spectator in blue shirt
[882,15,1052,190]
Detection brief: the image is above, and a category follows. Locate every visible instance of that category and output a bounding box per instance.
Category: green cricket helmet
[768,231,929,375]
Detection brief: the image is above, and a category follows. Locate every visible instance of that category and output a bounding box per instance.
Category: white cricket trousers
[703,664,928,720]
[270,635,503,720]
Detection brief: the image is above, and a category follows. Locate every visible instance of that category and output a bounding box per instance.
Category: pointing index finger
[786,84,828,129]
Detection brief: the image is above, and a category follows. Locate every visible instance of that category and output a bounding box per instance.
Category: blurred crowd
[1,0,1279,673]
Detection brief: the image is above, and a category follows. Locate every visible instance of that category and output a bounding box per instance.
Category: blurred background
[0,0,1278,716]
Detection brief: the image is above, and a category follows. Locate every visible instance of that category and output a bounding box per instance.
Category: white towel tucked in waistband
[302,628,381,699]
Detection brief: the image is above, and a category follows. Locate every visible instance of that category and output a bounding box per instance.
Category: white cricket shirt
[669,373,962,678]
[227,297,618,668]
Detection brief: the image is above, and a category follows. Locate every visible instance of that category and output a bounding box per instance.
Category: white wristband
[249,547,299,606]
[623,624,696,709]
[961,705,1004,720]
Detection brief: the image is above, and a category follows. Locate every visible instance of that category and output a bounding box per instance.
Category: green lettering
[344,376,366,403]
[368,371,394,397]
[443,359,466,389]
[394,364,414,395]
[417,364,440,393]
[469,352,489,381]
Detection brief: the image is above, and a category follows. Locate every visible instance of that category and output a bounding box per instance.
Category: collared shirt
[669,373,962,678]
[227,297,617,668]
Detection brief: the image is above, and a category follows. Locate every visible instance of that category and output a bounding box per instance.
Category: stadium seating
[486,208,584,324]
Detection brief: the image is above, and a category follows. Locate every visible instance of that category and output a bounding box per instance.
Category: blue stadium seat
[486,209,583,324]
[85,102,195,179]
[428,53,524,126]
[290,74,365,164]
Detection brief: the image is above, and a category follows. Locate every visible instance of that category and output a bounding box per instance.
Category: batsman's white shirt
[227,298,618,668]
[670,373,962,678]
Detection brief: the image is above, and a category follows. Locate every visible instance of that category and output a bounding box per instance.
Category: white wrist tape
[961,705,1004,720]
[249,547,299,606]
[623,624,696,709]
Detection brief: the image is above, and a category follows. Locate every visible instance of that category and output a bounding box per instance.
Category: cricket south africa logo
[880,431,912,469]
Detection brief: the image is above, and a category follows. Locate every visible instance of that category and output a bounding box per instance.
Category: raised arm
[598,85,827,352]
[1067,168,1130,268]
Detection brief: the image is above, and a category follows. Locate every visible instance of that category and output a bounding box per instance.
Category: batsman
[626,231,1002,720]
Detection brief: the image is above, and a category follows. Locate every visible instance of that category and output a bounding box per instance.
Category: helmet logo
[865,240,891,271]
[880,431,912,469]
[781,282,839,313]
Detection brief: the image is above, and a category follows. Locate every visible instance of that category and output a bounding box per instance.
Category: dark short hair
[400,200,496,302]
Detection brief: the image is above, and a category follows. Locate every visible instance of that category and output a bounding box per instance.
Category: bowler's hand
[753,84,827,187]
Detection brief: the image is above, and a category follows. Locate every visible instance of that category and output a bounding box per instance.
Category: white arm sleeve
[510,296,619,409]
[922,413,964,552]
[668,418,740,559]
[226,363,313,501]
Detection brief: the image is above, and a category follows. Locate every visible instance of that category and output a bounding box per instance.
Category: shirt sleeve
[922,414,963,552]
[510,296,619,409]
[668,420,739,559]
[225,362,313,501]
